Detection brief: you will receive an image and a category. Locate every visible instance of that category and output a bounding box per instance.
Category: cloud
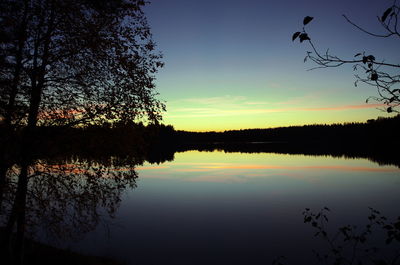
[166,103,385,119]
[171,95,247,105]
[300,103,384,111]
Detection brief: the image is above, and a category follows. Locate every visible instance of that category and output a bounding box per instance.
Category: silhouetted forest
[173,115,400,167]
[1,114,399,167]
[175,115,400,144]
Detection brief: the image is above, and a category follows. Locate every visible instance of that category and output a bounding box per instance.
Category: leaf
[303,16,314,25]
[299,33,310,43]
[387,107,393,113]
[362,56,368,64]
[292,31,301,41]
[354,53,362,57]
[371,73,378,81]
[382,7,393,22]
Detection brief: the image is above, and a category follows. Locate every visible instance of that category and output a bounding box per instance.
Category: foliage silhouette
[299,207,400,265]
[293,2,400,113]
[273,208,400,265]
[0,1,164,263]
[0,0,164,129]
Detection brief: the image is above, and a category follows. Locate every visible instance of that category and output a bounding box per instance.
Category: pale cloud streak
[300,103,384,111]
[169,94,318,110]
[171,95,247,105]
[166,103,385,119]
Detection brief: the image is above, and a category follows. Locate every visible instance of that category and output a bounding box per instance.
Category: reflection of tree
[0,155,138,264]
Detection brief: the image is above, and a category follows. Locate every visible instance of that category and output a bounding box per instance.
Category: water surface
[66,151,400,265]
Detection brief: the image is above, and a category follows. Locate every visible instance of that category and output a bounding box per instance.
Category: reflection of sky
[136,150,399,183]
[143,0,398,131]
[70,151,400,265]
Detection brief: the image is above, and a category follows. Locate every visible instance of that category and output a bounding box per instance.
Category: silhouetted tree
[0,1,164,264]
[0,0,164,129]
[293,2,400,113]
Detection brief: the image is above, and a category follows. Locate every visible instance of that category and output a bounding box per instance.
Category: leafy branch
[301,207,400,265]
[292,2,400,113]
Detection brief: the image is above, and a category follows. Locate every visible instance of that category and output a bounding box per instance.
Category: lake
[53,150,400,265]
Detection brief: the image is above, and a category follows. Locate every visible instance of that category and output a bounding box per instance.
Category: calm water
[60,151,400,265]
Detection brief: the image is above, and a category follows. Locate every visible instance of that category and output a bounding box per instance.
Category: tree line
[174,115,400,145]
[2,115,399,167]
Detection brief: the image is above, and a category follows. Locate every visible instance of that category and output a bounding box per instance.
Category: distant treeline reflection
[1,115,399,167]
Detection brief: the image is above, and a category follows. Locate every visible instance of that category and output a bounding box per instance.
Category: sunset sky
[144,0,398,131]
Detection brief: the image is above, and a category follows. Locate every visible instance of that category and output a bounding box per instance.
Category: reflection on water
[0,156,138,264]
[1,150,399,264]
[74,151,400,265]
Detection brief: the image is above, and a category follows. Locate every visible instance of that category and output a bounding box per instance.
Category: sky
[144,0,398,131]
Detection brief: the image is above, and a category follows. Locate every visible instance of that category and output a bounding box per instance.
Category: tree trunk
[27,3,55,129]
[5,0,29,126]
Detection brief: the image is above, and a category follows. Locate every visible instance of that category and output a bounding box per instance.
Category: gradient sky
[144,0,398,131]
